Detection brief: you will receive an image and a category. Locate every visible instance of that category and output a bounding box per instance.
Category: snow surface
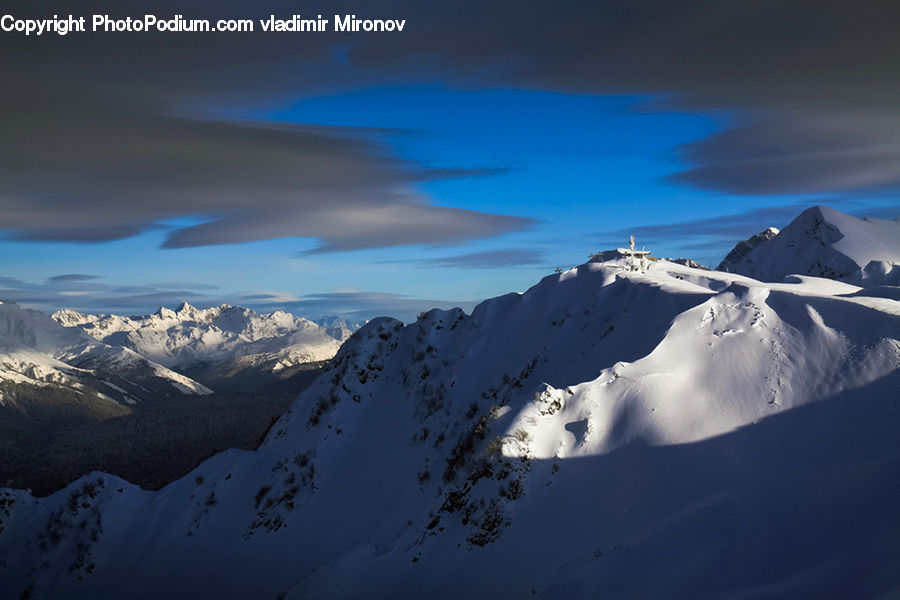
[0,302,211,405]
[717,226,779,272]
[53,303,342,375]
[718,206,900,285]
[314,315,367,343]
[1,255,897,598]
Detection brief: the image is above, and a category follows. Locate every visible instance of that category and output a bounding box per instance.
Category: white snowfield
[0,302,211,405]
[1,255,897,599]
[721,205,900,285]
[53,303,342,374]
[314,314,366,343]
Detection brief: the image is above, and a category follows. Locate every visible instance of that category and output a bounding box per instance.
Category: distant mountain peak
[175,301,199,317]
[716,206,899,284]
[717,226,780,272]
[51,303,344,373]
[314,315,366,342]
[1,302,211,406]
[155,306,176,319]
[50,308,92,327]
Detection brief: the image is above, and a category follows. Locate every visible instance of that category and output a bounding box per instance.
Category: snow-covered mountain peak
[52,303,343,371]
[176,301,196,314]
[313,315,365,342]
[717,225,780,273]
[2,302,91,354]
[155,306,177,320]
[1,303,211,404]
[49,308,97,328]
[792,205,855,247]
[1,248,898,598]
[717,205,899,284]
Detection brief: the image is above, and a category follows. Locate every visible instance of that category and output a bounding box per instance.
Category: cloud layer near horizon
[0,274,473,323]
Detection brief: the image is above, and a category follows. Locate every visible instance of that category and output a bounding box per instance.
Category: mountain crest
[50,303,345,373]
[0,301,211,405]
[717,226,779,272]
[3,248,897,598]
[717,205,899,283]
[155,306,176,319]
[175,302,198,317]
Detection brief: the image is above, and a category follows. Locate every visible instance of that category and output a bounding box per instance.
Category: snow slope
[53,303,343,380]
[0,301,210,407]
[1,257,897,599]
[717,226,779,272]
[718,206,900,284]
[314,315,366,343]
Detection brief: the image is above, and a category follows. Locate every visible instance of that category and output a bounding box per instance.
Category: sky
[1,0,898,322]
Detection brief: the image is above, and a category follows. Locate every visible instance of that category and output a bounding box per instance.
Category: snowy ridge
[0,301,211,406]
[313,314,366,343]
[53,303,342,374]
[717,226,779,272]
[718,206,900,284]
[1,255,897,598]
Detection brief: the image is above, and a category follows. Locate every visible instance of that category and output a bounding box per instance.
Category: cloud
[669,112,900,195]
[0,92,532,250]
[1,275,472,323]
[0,276,216,315]
[365,1,900,197]
[270,291,478,323]
[1,0,898,250]
[0,1,538,251]
[0,276,26,287]
[601,204,812,243]
[414,248,545,269]
[46,274,101,283]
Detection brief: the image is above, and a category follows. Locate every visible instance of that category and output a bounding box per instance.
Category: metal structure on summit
[628,235,650,271]
[587,237,651,269]
[630,235,636,270]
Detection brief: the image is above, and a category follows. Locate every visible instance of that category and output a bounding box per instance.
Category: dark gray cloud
[369,0,900,196]
[46,274,101,283]
[0,91,532,250]
[1,0,898,251]
[0,1,535,250]
[669,112,900,195]
[416,249,545,269]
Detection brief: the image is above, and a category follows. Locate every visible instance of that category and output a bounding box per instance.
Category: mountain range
[52,303,346,392]
[0,303,358,494]
[0,301,211,411]
[0,205,896,598]
[1,302,355,409]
